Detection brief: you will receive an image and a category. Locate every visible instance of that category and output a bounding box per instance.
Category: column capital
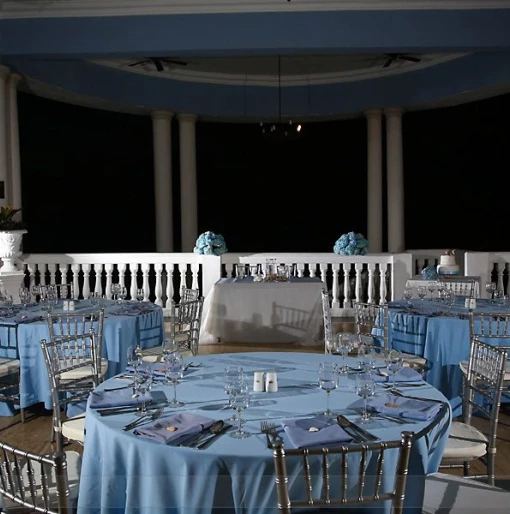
[151,110,174,120]
[177,113,198,123]
[364,109,382,119]
[0,65,10,80]
[384,107,405,118]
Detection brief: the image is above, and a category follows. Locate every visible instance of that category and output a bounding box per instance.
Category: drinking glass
[127,344,142,377]
[385,349,403,392]
[356,371,376,423]
[111,283,121,303]
[163,351,185,407]
[403,287,413,310]
[118,286,128,303]
[427,281,436,300]
[229,381,251,439]
[136,288,145,302]
[31,285,42,303]
[336,333,353,374]
[357,337,376,370]
[223,366,244,422]
[134,365,154,416]
[19,287,31,308]
[436,281,445,302]
[485,282,497,302]
[318,361,338,417]
[417,285,427,301]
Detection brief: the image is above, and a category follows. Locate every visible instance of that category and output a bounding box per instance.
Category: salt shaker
[253,371,265,392]
[265,371,278,393]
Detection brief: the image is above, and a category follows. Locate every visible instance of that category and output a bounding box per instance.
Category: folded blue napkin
[89,389,152,409]
[373,367,422,383]
[367,393,442,421]
[134,412,215,444]
[280,416,352,448]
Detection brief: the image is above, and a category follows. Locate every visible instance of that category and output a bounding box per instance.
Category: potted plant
[0,206,27,274]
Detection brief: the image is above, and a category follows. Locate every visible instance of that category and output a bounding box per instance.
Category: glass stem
[173,382,177,403]
[363,398,367,419]
[326,391,330,415]
[237,410,242,434]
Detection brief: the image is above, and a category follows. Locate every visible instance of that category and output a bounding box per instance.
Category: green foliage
[0,206,27,231]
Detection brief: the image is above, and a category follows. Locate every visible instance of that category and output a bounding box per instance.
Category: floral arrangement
[193,231,228,256]
[0,206,27,231]
[421,265,438,280]
[333,232,368,256]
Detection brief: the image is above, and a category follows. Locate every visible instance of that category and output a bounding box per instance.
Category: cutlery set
[123,407,164,431]
[178,420,232,449]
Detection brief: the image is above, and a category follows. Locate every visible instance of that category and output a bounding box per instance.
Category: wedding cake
[437,250,460,275]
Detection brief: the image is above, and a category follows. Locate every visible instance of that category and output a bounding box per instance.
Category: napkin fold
[89,388,152,409]
[134,412,215,444]
[373,366,423,383]
[367,393,442,421]
[281,416,352,448]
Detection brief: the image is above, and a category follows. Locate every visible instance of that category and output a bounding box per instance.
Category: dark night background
[17,91,510,255]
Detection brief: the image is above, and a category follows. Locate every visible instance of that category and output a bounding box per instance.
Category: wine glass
[127,344,142,378]
[356,370,376,423]
[436,281,446,302]
[385,349,403,392]
[31,284,42,303]
[318,361,338,417]
[485,282,497,302]
[136,288,145,302]
[134,365,154,416]
[223,366,244,422]
[357,337,376,371]
[19,287,31,308]
[427,281,436,300]
[417,285,427,301]
[336,333,353,374]
[118,286,128,303]
[403,287,413,310]
[229,381,251,439]
[163,351,185,407]
[111,283,121,303]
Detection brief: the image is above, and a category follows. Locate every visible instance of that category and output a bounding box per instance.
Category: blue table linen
[368,393,442,421]
[134,412,215,444]
[281,416,351,448]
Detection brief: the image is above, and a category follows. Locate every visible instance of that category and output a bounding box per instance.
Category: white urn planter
[0,230,27,274]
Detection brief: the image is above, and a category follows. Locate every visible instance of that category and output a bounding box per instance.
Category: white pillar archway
[178,113,198,252]
[365,109,383,253]
[385,107,405,253]
[151,110,174,252]
[0,66,9,208]
[7,73,21,209]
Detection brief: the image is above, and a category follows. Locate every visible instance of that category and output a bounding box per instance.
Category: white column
[7,73,21,209]
[365,109,383,253]
[178,113,198,252]
[0,66,9,208]
[385,107,405,253]
[151,110,174,252]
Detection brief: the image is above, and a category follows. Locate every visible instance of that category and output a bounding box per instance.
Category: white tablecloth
[199,277,323,346]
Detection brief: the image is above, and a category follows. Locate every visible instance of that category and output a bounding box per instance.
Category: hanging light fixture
[260,56,303,140]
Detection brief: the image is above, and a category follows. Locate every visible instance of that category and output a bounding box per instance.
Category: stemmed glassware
[436,281,446,302]
[417,285,427,301]
[223,366,244,422]
[229,380,251,439]
[111,283,121,303]
[31,285,42,303]
[134,365,154,416]
[19,287,31,308]
[403,287,413,310]
[427,281,436,300]
[127,344,142,379]
[163,351,185,407]
[356,370,376,423]
[318,361,338,417]
[118,286,128,303]
[336,333,353,374]
[485,282,497,302]
[136,288,145,302]
[385,349,403,392]
[357,337,376,371]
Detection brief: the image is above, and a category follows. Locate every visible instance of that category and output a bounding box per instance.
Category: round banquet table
[77,352,452,514]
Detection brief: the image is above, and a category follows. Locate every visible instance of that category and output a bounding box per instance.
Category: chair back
[180,286,200,303]
[353,301,389,352]
[464,311,510,467]
[437,276,477,298]
[0,440,71,514]
[320,289,333,354]
[272,431,414,514]
[169,297,204,356]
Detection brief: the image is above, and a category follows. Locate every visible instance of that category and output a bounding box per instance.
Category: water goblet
[427,281,436,300]
[336,333,354,374]
[357,337,376,371]
[417,285,427,301]
[127,344,142,378]
[31,285,42,303]
[229,381,251,439]
[163,351,185,407]
[19,287,31,308]
[118,286,128,303]
[436,281,446,302]
[223,366,244,422]
[136,288,145,302]
[134,365,154,416]
[385,349,403,392]
[485,282,497,302]
[356,370,376,423]
[403,287,413,310]
[318,361,338,417]
[111,283,121,303]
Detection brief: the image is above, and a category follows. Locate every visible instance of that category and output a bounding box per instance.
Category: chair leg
[20,407,25,423]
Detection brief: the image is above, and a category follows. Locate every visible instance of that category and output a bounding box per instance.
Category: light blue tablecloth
[387,298,510,416]
[78,352,451,514]
[0,300,164,415]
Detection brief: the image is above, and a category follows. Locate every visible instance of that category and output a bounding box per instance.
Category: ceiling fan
[383,53,421,68]
[128,57,188,72]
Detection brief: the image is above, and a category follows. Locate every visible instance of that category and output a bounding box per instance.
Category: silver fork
[123,407,164,431]
[260,421,277,448]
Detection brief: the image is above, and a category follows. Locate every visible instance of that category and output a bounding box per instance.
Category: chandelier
[260,56,303,140]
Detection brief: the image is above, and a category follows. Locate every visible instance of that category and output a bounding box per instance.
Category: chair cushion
[441,421,487,460]
[60,357,108,380]
[0,357,20,375]
[423,472,510,513]
[62,415,86,444]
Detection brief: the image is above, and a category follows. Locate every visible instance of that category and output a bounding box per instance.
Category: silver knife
[196,423,231,450]
[337,415,379,442]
